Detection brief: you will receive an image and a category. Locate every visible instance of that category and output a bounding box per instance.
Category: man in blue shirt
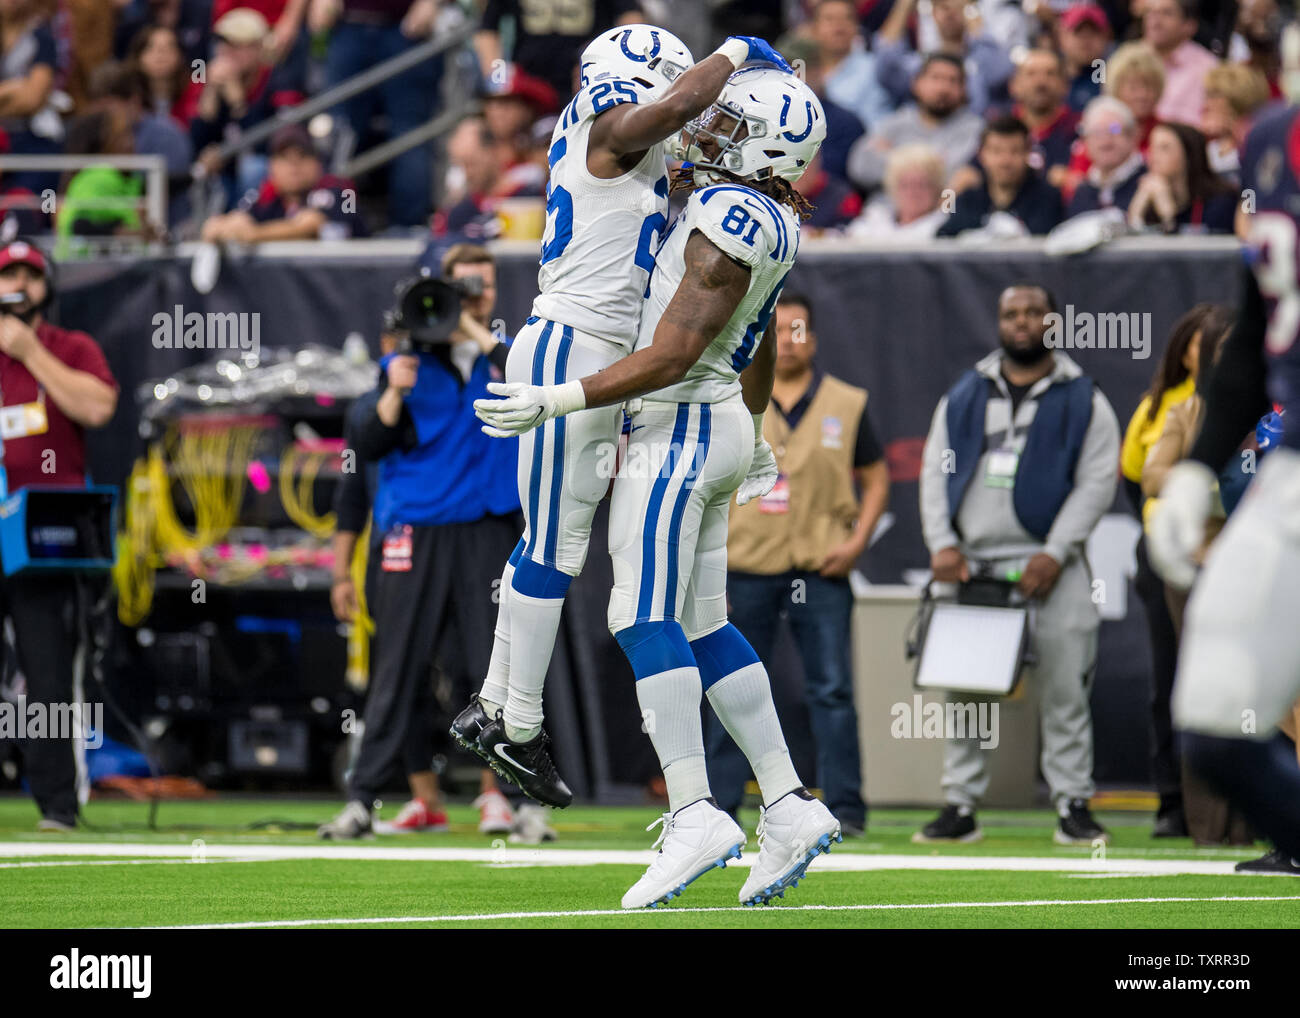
[318,244,529,839]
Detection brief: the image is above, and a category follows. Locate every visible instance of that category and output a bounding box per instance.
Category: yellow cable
[345,518,372,691]
[278,445,337,539]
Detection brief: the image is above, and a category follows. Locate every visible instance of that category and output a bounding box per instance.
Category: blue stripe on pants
[543,325,573,569]
[525,320,557,560]
[636,403,691,623]
[663,403,710,619]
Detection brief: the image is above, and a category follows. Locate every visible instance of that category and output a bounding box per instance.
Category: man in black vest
[916,283,1120,846]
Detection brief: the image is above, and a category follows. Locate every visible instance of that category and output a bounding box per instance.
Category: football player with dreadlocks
[476,67,841,909]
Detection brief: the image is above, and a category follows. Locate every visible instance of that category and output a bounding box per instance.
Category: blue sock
[615,621,710,812]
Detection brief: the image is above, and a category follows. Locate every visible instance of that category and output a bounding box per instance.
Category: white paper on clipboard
[915,602,1027,695]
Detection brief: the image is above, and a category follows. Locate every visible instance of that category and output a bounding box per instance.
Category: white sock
[705,663,801,806]
[477,561,515,716]
[637,667,711,812]
[501,583,567,743]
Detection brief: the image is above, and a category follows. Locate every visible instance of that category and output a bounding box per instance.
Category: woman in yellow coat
[1120,304,1226,838]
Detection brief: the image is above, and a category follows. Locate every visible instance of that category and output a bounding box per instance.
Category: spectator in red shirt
[0,239,119,832]
[1107,41,1164,149]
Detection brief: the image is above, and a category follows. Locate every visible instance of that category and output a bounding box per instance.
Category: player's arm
[1148,263,1270,589]
[1188,264,1270,471]
[735,318,779,505]
[740,319,775,414]
[578,230,750,406]
[587,37,791,174]
[588,54,735,165]
[473,230,749,434]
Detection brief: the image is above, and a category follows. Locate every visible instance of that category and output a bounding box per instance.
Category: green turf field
[1,794,1296,929]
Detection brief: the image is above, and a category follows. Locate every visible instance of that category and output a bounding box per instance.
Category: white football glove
[473,380,586,438]
[736,413,778,506]
[1147,460,1216,591]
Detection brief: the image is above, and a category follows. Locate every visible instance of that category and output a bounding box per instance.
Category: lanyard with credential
[984,376,1024,490]
[0,373,50,497]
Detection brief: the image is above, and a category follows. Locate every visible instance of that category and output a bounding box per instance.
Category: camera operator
[318,243,543,839]
[0,240,119,831]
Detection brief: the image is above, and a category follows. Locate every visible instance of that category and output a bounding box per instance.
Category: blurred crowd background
[0,0,1277,251]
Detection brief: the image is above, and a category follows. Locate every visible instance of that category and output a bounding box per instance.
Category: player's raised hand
[474,380,587,438]
[736,436,778,505]
[1147,461,1216,590]
[725,36,793,74]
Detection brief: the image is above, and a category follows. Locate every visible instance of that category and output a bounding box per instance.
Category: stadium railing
[187,14,482,237]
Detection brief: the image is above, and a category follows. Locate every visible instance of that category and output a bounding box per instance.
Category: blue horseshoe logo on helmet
[620,29,661,62]
[778,93,815,142]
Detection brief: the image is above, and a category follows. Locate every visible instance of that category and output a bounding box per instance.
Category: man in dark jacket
[938,117,1063,237]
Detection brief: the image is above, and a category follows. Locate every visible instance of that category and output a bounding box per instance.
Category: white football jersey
[530,77,670,351]
[634,183,800,404]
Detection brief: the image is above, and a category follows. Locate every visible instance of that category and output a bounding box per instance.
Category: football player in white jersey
[476,68,843,909]
[450,25,794,809]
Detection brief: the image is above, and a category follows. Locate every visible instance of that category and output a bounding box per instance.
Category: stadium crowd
[0,0,1276,246]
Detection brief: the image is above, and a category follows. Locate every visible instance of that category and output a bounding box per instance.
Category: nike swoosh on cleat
[494,743,539,778]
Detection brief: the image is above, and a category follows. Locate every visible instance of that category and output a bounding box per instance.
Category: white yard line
[0,857,275,870]
[150,895,1300,929]
[0,841,1253,875]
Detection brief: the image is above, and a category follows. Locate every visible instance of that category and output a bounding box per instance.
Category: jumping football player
[449,26,793,808]
[476,67,842,908]
[1147,35,1300,860]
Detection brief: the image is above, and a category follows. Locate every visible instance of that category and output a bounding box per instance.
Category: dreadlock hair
[668,164,816,222]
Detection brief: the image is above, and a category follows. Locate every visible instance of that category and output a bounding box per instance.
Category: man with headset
[0,240,119,831]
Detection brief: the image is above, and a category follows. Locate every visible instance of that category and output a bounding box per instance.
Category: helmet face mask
[679,68,826,188]
[681,102,764,182]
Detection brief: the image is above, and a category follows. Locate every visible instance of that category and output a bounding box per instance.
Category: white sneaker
[475,790,515,834]
[508,803,557,844]
[317,800,373,840]
[621,799,746,909]
[739,791,841,906]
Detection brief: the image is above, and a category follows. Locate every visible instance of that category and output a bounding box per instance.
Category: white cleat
[621,799,746,909]
[739,791,842,906]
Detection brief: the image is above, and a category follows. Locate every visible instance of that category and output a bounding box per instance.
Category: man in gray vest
[916,283,1120,845]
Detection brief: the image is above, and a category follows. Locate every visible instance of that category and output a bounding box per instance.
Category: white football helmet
[578,24,694,99]
[680,67,826,186]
